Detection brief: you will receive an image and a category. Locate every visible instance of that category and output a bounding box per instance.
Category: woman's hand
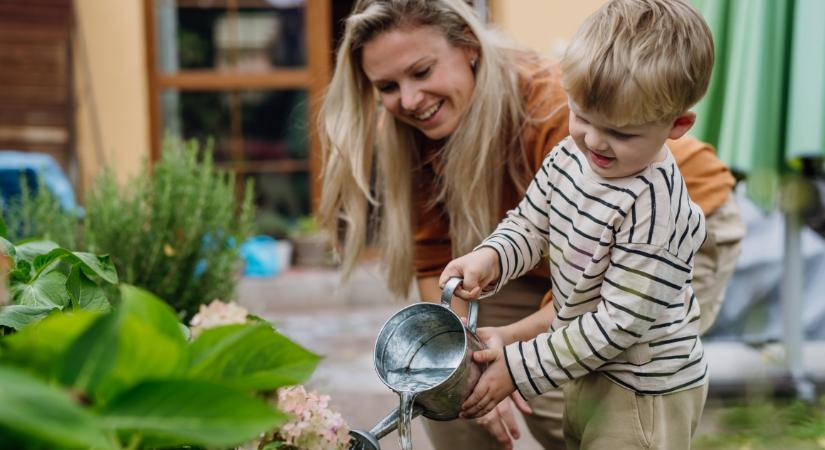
[438,247,500,299]
[460,346,516,418]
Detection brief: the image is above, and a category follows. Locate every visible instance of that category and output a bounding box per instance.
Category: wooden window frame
[142,0,330,210]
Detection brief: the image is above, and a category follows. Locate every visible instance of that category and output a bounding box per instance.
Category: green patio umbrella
[690,0,825,401]
[691,0,825,209]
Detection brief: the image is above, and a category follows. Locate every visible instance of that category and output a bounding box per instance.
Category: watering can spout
[348,405,424,450]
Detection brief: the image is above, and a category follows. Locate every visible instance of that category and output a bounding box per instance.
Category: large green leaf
[0,312,101,380]
[11,270,70,309]
[188,323,320,390]
[60,310,188,405]
[73,252,118,284]
[0,366,115,450]
[101,379,285,448]
[118,284,186,344]
[66,266,110,312]
[31,248,118,285]
[14,240,59,263]
[0,304,56,330]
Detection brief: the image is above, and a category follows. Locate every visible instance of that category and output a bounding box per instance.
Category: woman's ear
[667,112,696,140]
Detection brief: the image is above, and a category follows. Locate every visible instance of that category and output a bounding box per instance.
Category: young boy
[438,0,714,448]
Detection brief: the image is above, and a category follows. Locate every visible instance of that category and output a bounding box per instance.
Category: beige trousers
[562,373,708,450]
[424,195,743,449]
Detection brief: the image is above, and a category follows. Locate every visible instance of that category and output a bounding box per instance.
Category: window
[144,0,330,223]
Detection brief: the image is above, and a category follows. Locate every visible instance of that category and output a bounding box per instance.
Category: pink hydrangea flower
[189,299,249,338]
[272,385,350,450]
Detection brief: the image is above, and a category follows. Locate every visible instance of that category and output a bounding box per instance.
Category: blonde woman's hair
[561,0,714,126]
[318,0,532,297]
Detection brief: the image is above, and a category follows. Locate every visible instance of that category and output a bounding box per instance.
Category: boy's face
[568,100,692,179]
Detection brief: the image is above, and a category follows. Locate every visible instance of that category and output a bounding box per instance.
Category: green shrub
[88,138,254,318]
[2,175,79,249]
[4,138,254,319]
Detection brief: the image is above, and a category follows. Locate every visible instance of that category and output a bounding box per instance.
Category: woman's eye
[376,83,397,93]
[413,67,431,78]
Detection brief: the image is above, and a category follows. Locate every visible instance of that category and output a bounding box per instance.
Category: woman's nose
[400,84,423,112]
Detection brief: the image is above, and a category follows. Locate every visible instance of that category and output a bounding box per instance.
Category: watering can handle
[441,277,479,334]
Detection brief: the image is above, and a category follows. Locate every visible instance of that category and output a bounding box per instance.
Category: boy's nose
[585,131,608,151]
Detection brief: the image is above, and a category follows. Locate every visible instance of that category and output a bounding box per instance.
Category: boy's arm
[475,154,556,296]
[497,304,557,345]
[503,243,697,400]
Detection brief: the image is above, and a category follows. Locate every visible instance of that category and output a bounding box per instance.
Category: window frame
[142,0,330,210]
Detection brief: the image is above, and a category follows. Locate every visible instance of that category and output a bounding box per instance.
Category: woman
[319,1,743,449]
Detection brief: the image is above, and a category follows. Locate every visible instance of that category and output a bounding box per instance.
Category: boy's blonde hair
[561,0,714,126]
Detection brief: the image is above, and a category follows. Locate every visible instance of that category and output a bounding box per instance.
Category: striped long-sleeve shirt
[481,136,708,397]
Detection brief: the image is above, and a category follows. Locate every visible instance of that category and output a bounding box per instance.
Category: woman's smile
[361,26,476,140]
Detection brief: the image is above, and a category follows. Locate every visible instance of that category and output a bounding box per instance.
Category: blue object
[240,235,281,277]
[0,151,78,211]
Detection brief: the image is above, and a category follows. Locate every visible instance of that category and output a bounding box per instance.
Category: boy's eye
[609,129,635,139]
[575,114,589,124]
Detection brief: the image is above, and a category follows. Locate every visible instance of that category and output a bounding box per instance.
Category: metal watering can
[348,277,486,450]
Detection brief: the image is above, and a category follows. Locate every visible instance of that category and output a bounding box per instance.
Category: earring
[470,58,477,70]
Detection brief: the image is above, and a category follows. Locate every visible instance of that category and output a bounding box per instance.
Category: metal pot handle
[440,277,479,333]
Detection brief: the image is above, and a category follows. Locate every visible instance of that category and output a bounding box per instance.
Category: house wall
[73,0,149,191]
[490,0,605,56]
[67,1,605,194]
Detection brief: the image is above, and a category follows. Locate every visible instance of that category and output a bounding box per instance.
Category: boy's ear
[667,112,696,140]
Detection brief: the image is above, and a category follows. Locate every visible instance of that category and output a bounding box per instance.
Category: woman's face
[361,25,477,140]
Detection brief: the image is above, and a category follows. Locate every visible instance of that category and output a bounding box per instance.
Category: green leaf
[66,266,111,312]
[0,304,56,330]
[0,215,7,238]
[119,284,187,344]
[0,236,14,257]
[60,310,188,405]
[33,247,70,273]
[0,366,115,450]
[188,323,320,390]
[9,259,31,283]
[0,312,101,380]
[11,270,70,309]
[14,240,60,262]
[101,379,285,448]
[72,252,118,284]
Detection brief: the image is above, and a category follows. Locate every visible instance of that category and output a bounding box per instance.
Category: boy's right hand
[438,247,500,299]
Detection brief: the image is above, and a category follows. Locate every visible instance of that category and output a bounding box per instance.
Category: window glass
[155,0,306,73]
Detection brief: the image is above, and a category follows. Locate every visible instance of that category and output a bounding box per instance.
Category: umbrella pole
[780,209,815,401]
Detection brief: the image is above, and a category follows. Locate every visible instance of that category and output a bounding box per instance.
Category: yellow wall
[490,0,606,56]
[73,0,149,192]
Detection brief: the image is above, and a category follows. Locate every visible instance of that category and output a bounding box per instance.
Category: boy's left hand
[460,346,516,418]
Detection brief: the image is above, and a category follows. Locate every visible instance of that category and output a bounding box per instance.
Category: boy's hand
[460,346,516,418]
[439,247,500,299]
